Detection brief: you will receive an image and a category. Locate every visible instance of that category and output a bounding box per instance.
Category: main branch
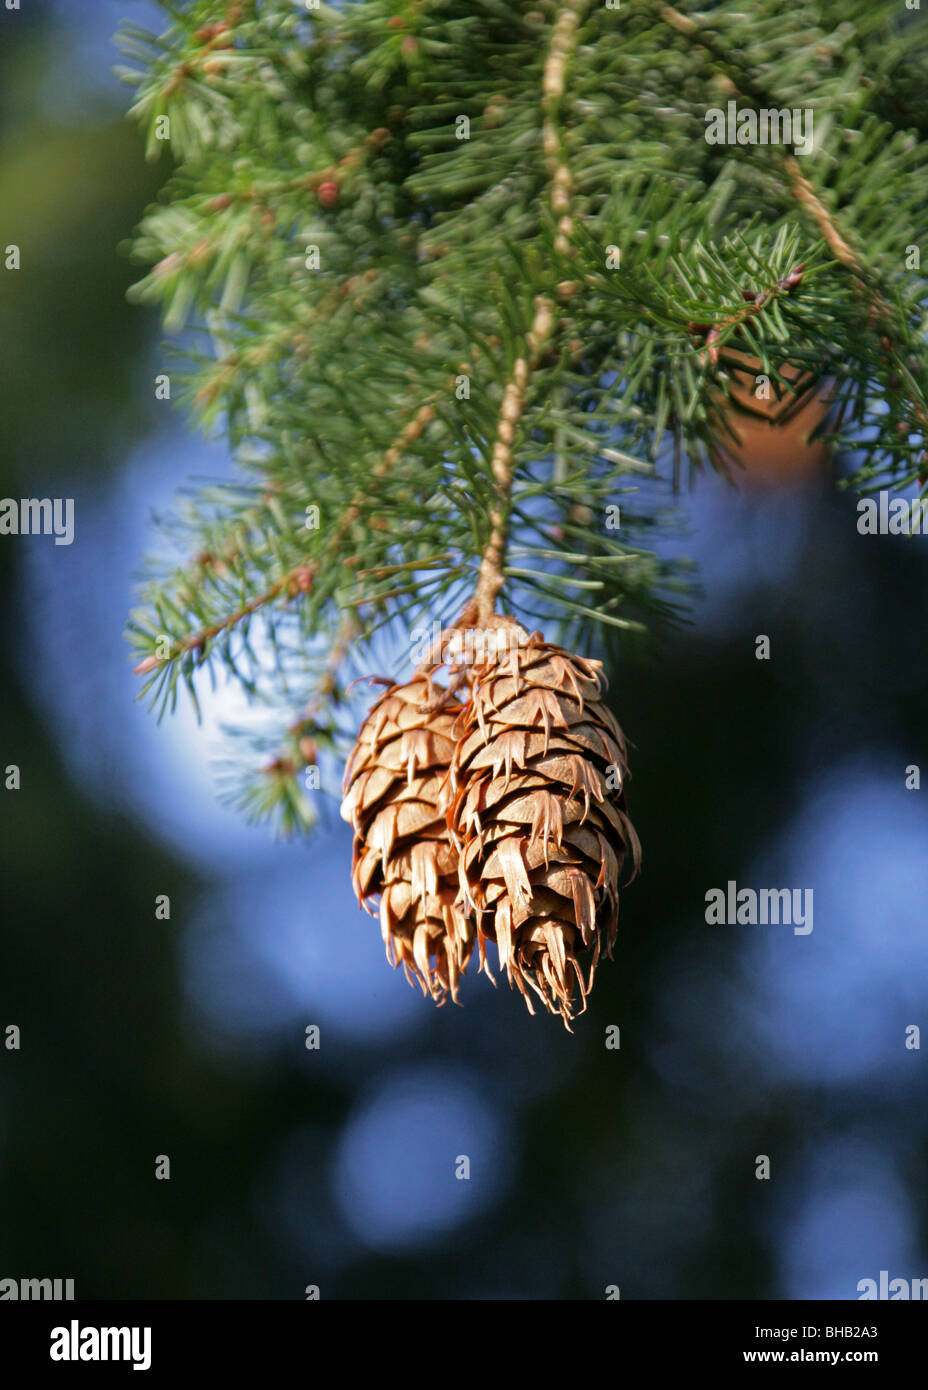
[473,0,589,624]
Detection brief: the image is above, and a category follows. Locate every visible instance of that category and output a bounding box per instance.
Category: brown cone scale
[340,674,474,1004]
[447,626,640,1026]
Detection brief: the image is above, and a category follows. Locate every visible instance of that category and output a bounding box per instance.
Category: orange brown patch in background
[710,349,833,487]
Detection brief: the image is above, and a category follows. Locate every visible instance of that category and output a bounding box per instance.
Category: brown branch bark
[134,386,452,674]
[473,0,589,623]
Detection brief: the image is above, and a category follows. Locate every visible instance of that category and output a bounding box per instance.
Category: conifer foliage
[121,2,928,1010]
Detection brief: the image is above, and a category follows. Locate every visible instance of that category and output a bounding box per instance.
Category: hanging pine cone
[340,674,474,1004]
[447,623,640,1026]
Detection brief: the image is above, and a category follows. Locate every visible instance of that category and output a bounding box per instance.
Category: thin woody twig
[134,387,451,675]
[474,0,589,624]
[474,299,556,624]
[204,126,394,211]
[689,262,806,366]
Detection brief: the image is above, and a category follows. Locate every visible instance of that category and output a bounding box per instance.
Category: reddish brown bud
[317,179,339,209]
[133,654,163,676]
[194,22,228,44]
[289,565,315,594]
[264,757,296,777]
